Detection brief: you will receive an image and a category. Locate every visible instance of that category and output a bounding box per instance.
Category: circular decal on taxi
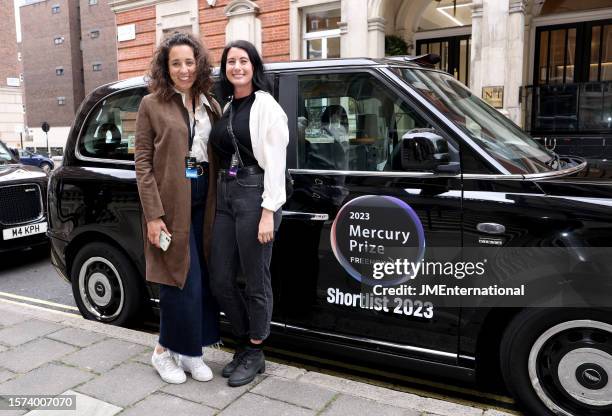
[330,195,425,286]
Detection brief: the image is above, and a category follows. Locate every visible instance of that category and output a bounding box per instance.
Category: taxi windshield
[393,67,556,175]
[0,141,15,163]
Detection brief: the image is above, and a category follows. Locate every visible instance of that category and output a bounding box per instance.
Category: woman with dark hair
[209,40,289,387]
[135,32,221,384]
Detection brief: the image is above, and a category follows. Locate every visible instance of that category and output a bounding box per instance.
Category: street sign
[41,122,50,133]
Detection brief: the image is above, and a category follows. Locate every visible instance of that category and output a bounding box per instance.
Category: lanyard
[186,96,196,152]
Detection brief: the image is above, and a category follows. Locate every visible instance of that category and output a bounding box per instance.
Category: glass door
[417,35,471,86]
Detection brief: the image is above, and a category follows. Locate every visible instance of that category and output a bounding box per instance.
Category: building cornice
[509,0,527,14]
[367,17,385,32]
[471,0,483,19]
[109,0,171,14]
[224,0,259,17]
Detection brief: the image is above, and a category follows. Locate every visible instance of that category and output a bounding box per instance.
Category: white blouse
[176,90,213,163]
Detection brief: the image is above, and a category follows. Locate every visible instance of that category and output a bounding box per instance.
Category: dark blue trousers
[158,171,220,356]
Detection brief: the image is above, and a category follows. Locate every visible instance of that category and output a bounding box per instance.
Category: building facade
[107,0,611,158]
[81,0,120,94]
[0,0,26,148]
[20,0,118,153]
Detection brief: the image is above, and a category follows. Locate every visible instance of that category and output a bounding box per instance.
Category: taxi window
[78,88,146,161]
[296,72,434,171]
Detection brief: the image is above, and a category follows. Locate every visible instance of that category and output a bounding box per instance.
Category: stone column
[470,0,484,96]
[224,0,262,53]
[505,0,527,125]
[340,0,368,57]
[368,17,386,58]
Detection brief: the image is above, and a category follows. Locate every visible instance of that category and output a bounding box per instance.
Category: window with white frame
[90,30,100,39]
[302,5,341,60]
[54,36,64,45]
[57,96,66,105]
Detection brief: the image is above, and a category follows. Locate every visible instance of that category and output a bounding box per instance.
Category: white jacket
[226,90,289,212]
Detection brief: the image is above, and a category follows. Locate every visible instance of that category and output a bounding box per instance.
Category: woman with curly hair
[135,32,222,384]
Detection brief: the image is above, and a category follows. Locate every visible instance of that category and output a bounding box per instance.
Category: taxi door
[273,69,463,366]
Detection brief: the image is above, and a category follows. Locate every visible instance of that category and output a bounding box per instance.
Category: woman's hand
[147,218,170,248]
[258,209,275,244]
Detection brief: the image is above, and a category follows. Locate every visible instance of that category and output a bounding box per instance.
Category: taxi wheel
[500,309,612,416]
[71,242,143,326]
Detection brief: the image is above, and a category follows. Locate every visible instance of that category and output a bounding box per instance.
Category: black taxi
[48,58,612,416]
[0,140,48,252]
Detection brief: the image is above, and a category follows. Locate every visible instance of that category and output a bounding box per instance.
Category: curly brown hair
[147,32,213,101]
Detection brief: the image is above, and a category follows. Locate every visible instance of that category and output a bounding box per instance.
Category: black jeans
[209,172,281,341]
[158,171,220,356]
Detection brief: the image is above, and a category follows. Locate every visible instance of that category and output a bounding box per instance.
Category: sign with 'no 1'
[482,86,504,108]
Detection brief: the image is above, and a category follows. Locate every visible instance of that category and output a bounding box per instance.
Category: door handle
[477,222,506,235]
[282,210,329,221]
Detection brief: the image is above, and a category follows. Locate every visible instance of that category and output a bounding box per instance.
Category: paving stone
[218,392,315,416]
[121,392,215,416]
[76,362,165,408]
[251,376,336,410]
[0,338,77,373]
[483,410,515,416]
[0,309,28,326]
[46,327,107,348]
[23,390,122,416]
[0,368,16,383]
[0,363,94,396]
[300,372,482,416]
[320,394,414,416]
[0,320,63,347]
[161,361,258,409]
[0,408,26,416]
[130,350,153,365]
[61,338,146,373]
[264,361,307,380]
[416,396,484,416]
[60,320,156,347]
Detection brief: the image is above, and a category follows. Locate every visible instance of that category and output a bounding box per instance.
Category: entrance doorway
[417,35,471,86]
[524,18,612,158]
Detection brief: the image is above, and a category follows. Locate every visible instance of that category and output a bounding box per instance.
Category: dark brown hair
[147,32,213,101]
[218,40,270,99]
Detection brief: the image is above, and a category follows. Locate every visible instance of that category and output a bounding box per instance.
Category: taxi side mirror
[400,129,459,173]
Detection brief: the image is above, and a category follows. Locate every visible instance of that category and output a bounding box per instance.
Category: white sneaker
[151,350,187,384]
[176,354,213,382]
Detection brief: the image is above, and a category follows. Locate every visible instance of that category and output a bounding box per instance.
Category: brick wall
[80,0,119,94]
[0,0,20,86]
[199,0,290,65]
[116,6,156,79]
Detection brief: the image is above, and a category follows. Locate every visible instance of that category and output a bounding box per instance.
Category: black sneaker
[227,347,265,387]
[222,347,247,378]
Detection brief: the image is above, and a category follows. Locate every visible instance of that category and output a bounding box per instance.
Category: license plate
[2,222,48,240]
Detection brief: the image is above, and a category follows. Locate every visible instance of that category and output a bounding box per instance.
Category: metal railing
[521,81,612,135]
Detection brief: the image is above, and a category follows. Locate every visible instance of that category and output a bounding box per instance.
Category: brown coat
[135,91,221,288]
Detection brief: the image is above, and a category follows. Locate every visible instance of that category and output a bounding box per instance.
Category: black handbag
[227,102,293,199]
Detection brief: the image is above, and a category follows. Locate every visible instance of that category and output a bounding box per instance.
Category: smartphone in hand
[159,230,172,251]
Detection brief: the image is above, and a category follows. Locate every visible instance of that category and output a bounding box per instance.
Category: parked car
[0,140,48,252]
[17,149,55,173]
[48,58,612,416]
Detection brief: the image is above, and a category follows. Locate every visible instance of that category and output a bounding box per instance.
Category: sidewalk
[0,299,516,416]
